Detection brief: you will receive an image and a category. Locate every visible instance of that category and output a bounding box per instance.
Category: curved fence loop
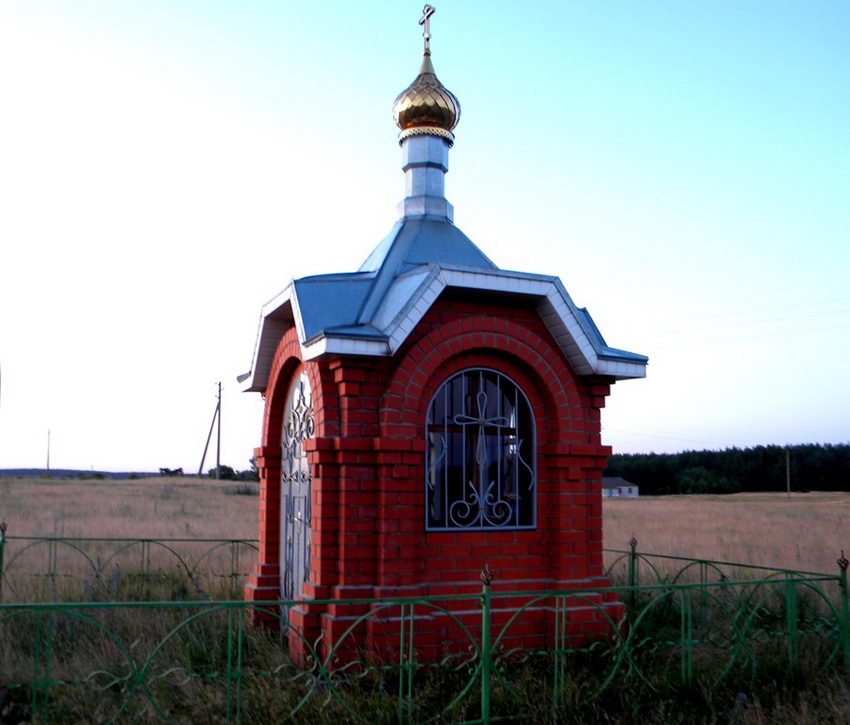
[668,559,729,586]
[1,536,260,602]
[1,543,848,722]
[3,539,101,600]
[318,598,484,724]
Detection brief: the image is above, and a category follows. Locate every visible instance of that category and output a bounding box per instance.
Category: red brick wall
[373,294,615,596]
[245,291,620,656]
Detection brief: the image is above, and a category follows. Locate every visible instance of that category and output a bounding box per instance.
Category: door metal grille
[280,370,314,602]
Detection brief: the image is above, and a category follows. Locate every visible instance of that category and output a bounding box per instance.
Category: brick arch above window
[382,316,583,443]
[262,327,329,448]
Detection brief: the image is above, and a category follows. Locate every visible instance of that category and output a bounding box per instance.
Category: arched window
[425,368,536,531]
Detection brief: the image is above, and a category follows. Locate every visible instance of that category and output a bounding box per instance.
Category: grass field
[2,478,850,723]
[603,491,850,574]
[2,476,849,573]
[0,476,260,601]
[0,475,257,539]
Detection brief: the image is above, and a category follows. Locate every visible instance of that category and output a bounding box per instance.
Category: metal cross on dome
[419,5,436,55]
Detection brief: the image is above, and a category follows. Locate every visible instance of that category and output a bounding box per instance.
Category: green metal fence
[2,568,848,724]
[2,526,849,722]
[605,536,843,588]
[0,526,258,602]
[0,527,837,604]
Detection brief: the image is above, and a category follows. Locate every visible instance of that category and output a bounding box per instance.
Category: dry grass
[0,475,257,539]
[603,491,850,574]
[2,480,850,722]
[4,478,850,576]
[0,476,260,600]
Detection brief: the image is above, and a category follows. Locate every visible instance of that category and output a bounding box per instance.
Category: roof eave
[242,264,648,392]
[376,266,648,379]
[241,283,301,392]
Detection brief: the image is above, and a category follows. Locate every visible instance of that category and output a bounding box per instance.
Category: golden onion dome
[392,53,460,144]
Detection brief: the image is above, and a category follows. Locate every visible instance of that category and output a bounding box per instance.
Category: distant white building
[602,476,639,498]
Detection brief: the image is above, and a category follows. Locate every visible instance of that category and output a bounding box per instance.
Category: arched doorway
[279,368,313,606]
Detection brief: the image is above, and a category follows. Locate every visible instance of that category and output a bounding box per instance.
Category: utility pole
[46,429,51,478]
[216,381,222,480]
[198,382,222,479]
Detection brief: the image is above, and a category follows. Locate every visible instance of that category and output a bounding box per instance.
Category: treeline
[604,444,850,496]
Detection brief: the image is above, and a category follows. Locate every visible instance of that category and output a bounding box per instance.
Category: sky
[1,1,848,472]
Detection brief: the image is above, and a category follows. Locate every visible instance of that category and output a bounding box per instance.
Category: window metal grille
[425,368,536,531]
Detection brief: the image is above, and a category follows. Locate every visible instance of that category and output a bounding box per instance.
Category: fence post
[480,563,493,725]
[31,610,56,723]
[628,536,638,610]
[0,521,7,603]
[230,541,239,597]
[396,602,416,724]
[838,552,850,674]
[784,578,799,672]
[48,538,58,601]
[699,561,709,620]
[679,589,693,687]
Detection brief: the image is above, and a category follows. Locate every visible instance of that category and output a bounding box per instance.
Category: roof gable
[243,216,647,391]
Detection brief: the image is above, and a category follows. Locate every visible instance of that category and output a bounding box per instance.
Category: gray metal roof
[243,214,648,391]
[359,216,497,273]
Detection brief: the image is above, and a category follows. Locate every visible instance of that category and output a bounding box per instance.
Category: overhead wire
[603,426,730,447]
[647,295,850,330]
[640,304,850,339]
[653,321,850,350]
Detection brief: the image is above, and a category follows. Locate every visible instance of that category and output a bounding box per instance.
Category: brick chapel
[241,7,646,661]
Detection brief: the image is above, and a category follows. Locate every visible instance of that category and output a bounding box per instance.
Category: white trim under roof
[242,266,647,392]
